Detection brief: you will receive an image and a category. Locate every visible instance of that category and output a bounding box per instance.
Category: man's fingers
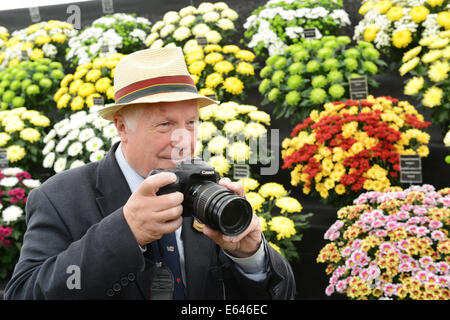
[140,172,177,196]
[156,216,183,235]
[152,192,184,212]
[153,204,183,223]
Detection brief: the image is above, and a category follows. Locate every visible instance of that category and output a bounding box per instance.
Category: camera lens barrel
[190,181,253,236]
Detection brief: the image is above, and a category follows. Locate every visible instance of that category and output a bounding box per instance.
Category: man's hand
[202,178,262,258]
[123,172,183,246]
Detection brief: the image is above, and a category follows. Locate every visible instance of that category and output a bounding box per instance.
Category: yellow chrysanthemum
[30,115,50,127]
[238,177,259,192]
[51,33,66,43]
[7,145,26,163]
[386,6,404,21]
[259,182,287,199]
[409,6,429,23]
[363,25,379,42]
[57,93,71,109]
[275,197,302,214]
[422,50,442,64]
[0,132,11,147]
[359,1,375,15]
[402,46,422,63]
[399,57,419,76]
[205,72,223,88]
[236,62,254,76]
[437,12,450,30]
[268,216,296,240]
[95,77,112,93]
[227,141,250,162]
[188,60,206,75]
[35,34,51,45]
[78,83,96,97]
[422,86,443,108]
[3,115,24,133]
[207,155,230,175]
[203,44,222,53]
[207,135,229,154]
[70,96,85,111]
[29,48,44,60]
[204,52,223,64]
[85,69,102,82]
[404,76,424,95]
[246,192,265,212]
[392,29,412,48]
[223,77,244,95]
[222,45,240,54]
[248,110,271,125]
[60,74,74,88]
[428,61,450,82]
[19,128,40,143]
[235,50,255,62]
[214,60,234,74]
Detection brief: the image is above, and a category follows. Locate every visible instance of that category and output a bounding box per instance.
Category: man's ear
[113,114,128,143]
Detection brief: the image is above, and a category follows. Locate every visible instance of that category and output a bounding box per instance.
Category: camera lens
[190,181,253,236]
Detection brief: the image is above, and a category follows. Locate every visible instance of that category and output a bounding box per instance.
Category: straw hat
[98,47,218,120]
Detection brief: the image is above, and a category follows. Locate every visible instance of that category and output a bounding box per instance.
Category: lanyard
[149,239,174,300]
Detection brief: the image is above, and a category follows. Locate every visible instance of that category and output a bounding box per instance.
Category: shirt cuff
[223,240,268,281]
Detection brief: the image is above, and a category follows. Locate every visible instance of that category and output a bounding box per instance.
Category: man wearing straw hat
[5,47,295,300]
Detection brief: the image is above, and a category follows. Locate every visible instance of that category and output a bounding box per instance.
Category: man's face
[115,100,199,177]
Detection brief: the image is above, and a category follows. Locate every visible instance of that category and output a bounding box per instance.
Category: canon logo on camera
[200,170,215,175]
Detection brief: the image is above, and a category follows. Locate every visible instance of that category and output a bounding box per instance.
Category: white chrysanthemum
[2,205,23,223]
[244,122,267,139]
[89,150,106,162]
[151,21,165,33]
[102,124,118,139]
[130,29,147,42]
[92,117,109,129]
[160,24,175,38]
[179,6,197,17]
[70,160,85,169]
[66,128,80,141]
[173,27,191,41]
[145,33,159,46]
[55,137,70,153]
[68,142,83,157]
[203,11,220,22]
[2,168,23,176]
[221,8,238,20]
[205,30,222,44]
[54,157,67,173]
[86,137,104,152]
[43,129,56,144]
[192,23,211,37]
[0,178,19,188]
[151,39,164,49]
[79,128,95,142]
[43,152,55,168]
[43,140,55,155]
[22,179,40,188]
[217,18,234,30]
[214,2,229,11]
[179,15,196,27]
[163,11,180,24]
[198,2,215,14]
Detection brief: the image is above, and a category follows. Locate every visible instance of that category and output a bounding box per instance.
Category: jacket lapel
[95,142,132,219]
[182,216,216,299]
[95,142,152,299]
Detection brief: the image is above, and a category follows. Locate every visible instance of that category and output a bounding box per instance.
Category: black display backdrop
[0,0,449,300]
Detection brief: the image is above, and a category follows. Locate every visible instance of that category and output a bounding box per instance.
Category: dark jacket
[5,143,295,299]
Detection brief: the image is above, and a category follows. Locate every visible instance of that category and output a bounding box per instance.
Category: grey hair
[116,104,147,132]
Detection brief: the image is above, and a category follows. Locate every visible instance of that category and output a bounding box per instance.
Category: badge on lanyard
[149,240,175,300]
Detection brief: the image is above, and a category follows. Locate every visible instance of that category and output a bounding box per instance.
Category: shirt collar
[115,142,144,193]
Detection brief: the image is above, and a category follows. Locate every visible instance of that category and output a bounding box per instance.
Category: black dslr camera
[149,159,253,236]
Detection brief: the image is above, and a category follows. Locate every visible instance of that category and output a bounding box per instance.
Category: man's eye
[159,122,170,127]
